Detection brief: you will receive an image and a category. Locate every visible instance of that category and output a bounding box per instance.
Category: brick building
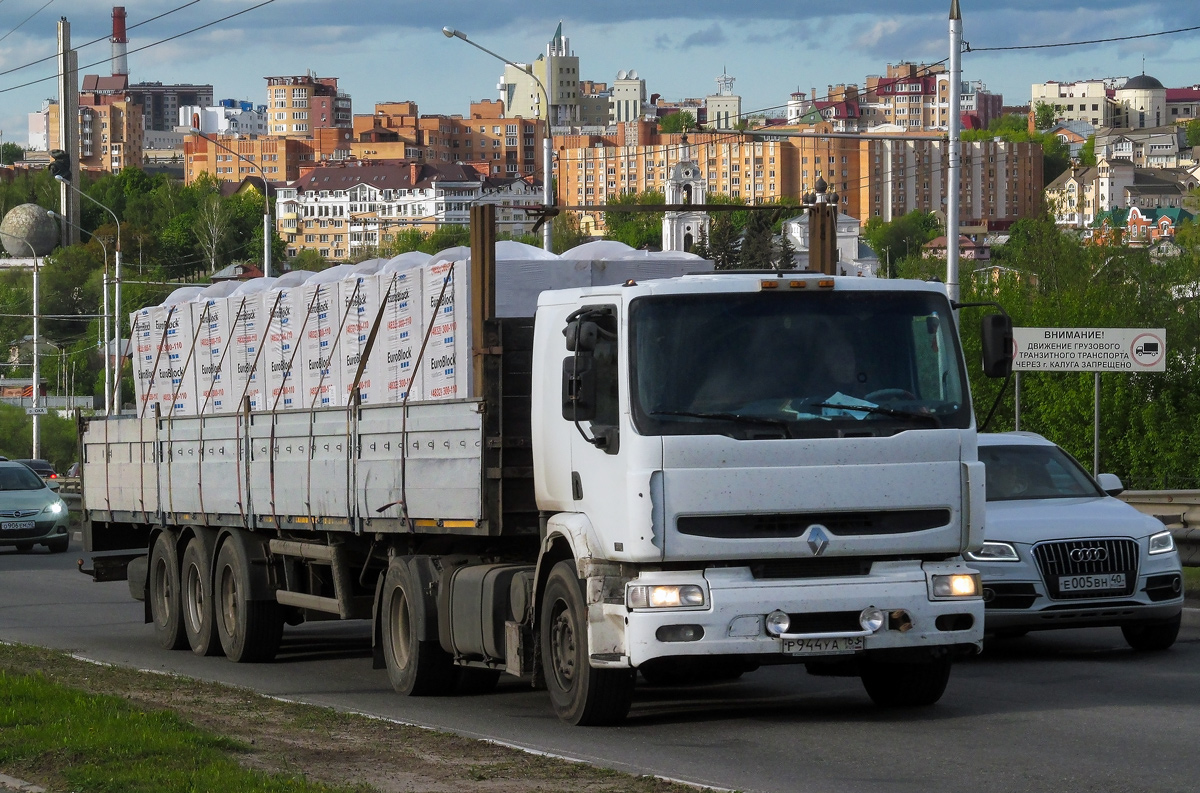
[265,74,351,136]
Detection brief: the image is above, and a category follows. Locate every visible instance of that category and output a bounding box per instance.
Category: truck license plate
[781,636,864,656]
[1059,572,1126,592]
[1,521,35,531]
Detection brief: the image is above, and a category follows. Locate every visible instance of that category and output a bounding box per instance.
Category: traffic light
[48,149,71,182]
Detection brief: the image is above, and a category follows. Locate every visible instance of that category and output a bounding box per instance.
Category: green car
[0,461,70,553]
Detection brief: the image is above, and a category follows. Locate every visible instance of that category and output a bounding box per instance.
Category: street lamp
[0,229,42,457]
[50,211,111,415]
[442,26,554,252]
[54,174,122,411]
[187,122,273,278]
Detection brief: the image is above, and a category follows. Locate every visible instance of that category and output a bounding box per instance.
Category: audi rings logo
[1069,547,1108,562]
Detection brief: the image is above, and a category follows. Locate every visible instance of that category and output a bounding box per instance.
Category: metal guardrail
[1118,490,1200,567]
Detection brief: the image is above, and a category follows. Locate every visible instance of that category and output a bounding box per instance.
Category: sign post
[1012,327,1166,474]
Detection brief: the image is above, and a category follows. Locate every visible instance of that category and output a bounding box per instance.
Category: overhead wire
[0,0,53,46]
[966,25,1200,52]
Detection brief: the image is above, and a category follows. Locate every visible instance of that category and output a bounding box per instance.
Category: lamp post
[50,211,111,414]
[187,123,273,277]
[442,26,554,252]
[55,174,123,411]
[0,229,41,457]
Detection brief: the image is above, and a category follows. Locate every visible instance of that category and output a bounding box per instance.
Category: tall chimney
[111,7,128,77]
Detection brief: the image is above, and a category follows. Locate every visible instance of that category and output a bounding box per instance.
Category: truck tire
[181,537,222,657]
[381,560,459,696]
[860,652,952,707]
[148,532,189,651]
[540,561,635,725]
[214,538,282,663]
[1122,613,1181,652]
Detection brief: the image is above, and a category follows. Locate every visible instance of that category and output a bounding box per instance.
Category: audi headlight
[965,541,1019,562]
[931,573,981,598]
[627,584,706,609]
[1149,530,1175,555]
[41,500,65,516]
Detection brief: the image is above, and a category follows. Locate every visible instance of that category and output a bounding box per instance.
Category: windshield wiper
[650,410,793,438]
[809,402,942,428]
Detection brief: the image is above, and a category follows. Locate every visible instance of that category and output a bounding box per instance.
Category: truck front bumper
[603,560,983,668]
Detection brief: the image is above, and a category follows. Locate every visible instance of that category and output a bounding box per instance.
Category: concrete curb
[1183,606,1199,630]
[0,773,45,792]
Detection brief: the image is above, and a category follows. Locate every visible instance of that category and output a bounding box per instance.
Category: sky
[2,0,1200,151]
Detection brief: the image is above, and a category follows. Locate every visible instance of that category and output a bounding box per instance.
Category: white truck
[81,241,1012,725]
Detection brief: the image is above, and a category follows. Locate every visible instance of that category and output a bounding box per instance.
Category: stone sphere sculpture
[0,203,59,256]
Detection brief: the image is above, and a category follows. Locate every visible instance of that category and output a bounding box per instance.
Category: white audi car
[968,432,1184,650]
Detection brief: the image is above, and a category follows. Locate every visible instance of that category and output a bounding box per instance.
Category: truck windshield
[629,290,971,439]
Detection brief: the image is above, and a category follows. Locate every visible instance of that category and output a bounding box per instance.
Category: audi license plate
[1,521,35,531]
[781,636,864,656]
[1059,572,1126,592]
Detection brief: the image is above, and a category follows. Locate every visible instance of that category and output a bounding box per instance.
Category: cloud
[654,33,672,50]
[681,24,726,50]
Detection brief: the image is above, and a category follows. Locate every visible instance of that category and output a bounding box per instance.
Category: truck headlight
[627,584,706,609]
[1149,531,1175,555]
[41,501,64,515]
[965,541,1019,562]
[931,573,980,598]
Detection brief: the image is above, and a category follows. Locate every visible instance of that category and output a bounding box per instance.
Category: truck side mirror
[564,319,599,352]
[562,356,597,421]
[980,314,1013,378]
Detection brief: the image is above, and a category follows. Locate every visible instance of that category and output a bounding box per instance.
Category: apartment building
[274,162,542,260]
[128,81,213,131]
[1031,79,1119,127]
[1045,156,1199,228]
[862,63,951,130]
[1095,125,1188,168]
[184,134,310,184]
[1033,75,1200,129]
[500,23,580,125]
[53,75,143,173]
[265,74,351,136]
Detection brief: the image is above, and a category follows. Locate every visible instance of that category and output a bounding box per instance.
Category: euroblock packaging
[376,268,422,403]
[193,296,231,414]
[419,259,470,401]
[296,280,341,409]
[262,287,301,411]
[131,307,166,415]
[160,302,198,416]
[228,293,266,411]
[338,272,382,405]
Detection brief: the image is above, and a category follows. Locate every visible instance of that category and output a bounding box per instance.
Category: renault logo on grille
[1069,547,1108,562]
[806,525,830,556]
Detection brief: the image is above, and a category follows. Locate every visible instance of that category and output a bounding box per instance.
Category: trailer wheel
[181,537,223,657]
[381,560,459,696]
[214,539,282,663]
[148,532,188,650]
[540,561,634,725]
[860,652,952,707]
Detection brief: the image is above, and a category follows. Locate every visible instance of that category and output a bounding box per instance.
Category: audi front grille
[1033,538,1138,599]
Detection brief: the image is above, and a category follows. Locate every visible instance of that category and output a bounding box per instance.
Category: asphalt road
[2,537,1198,793]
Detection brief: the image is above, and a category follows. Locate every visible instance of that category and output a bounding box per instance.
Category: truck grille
[677,509,950,539]
[1033,538,1138,599]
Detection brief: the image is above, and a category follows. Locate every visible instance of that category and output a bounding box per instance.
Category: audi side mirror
[1095,473,1124,497]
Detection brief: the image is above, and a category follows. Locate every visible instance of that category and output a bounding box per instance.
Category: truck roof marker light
[760,280,779,289]
[623,279,637,287]
[817,279,835,288]
[789,281,807,289]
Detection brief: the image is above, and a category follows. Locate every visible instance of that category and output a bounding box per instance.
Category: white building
[499,22,580,125]
[275,163,544,260]
[26,99,54,150]
[662,150,709,252]
[1031,79,1120,127]
[783,212,880,276]
[180,101,268,136]
[610,71,648,124]
[706,70,741,130]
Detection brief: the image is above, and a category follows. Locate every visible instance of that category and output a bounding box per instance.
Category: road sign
[25,407,48,415]
[1012,327,1166,373]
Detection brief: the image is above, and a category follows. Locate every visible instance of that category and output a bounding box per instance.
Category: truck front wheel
[181,537,222,657]
[149,532,188,651]
[214,538,282,663]
[860,651,952,707]
[540,561,634,725]
[380,560,459,696]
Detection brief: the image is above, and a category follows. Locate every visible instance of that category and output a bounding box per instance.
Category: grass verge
[1184,566,1200,600]
[0,642,697,793]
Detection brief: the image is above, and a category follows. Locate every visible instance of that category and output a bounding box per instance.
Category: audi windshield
[980,444,1104,501]
[629,290,970,439]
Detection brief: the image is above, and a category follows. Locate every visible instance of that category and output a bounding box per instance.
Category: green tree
[289,249,327,271]
[384,228,427,255]
[739,212,774,268]
[603,191,665,249]
[0,142,23,165]
[775,230,797,270]
[1186,119,1200,148]
[1078,135,1096,166]
[551,211,589,253]
[419,225,470,254]
[861,210,942,275]
[691,225,710,260]
[1033,101,1056,130]
[708,214,740,269]
[658,111,696,134]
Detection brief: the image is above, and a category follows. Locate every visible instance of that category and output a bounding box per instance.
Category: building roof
[1045,165,1097,191]
[1121,74,1165,91]
[1050,119,1095,139]
[291,163,539,194]
[81,74,129,93]
[1166,86,1200,102]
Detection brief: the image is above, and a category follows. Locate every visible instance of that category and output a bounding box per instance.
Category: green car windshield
[629,290,970,439]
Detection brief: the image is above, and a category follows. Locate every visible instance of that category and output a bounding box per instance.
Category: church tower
[662,136,709,252]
